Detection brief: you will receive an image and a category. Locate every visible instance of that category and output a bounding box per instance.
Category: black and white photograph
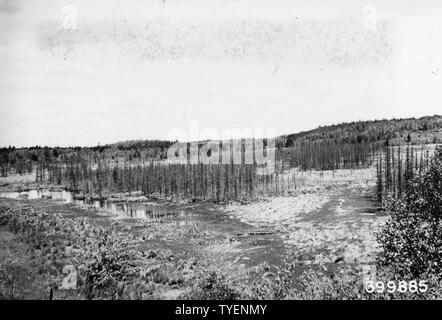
[1,0,442,305]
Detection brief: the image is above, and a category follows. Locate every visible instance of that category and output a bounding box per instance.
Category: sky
[0,0,441,147]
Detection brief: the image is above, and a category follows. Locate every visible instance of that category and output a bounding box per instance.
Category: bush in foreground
[377,146,442,279]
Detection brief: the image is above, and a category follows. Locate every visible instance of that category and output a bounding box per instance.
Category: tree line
[283,115,442,147]
[376,143,433,207]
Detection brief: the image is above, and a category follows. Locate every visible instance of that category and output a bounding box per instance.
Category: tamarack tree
[376,142,433,207]
[41,139,385,202]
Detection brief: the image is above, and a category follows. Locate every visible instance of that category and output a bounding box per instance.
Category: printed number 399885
[364,280,428,294]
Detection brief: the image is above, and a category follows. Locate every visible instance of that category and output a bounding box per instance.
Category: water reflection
[0,189,74,202]
[0,190,187,221]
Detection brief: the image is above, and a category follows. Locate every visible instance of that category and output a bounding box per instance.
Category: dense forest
[282,115,442,147]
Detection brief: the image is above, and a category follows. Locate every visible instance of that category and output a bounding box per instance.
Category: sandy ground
[224,167,387,265]
[282,167,377,187]
[224,193,331,226]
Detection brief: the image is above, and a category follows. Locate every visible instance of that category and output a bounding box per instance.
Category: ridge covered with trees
[282,115,442,147]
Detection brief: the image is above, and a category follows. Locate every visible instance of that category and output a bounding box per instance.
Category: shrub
[377,146,442,278]
[0,203,146,300]
[185,271,241,300]
[77,231,142,300]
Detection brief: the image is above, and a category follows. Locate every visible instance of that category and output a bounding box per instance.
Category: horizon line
[1,114,441,149]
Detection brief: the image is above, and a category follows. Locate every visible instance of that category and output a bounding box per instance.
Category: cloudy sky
[0,0,441,147]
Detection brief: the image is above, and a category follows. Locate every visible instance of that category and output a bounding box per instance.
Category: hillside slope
[282,115,442,147]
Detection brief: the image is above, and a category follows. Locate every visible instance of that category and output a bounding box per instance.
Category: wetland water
[0,188,286,266]
[0,189,188,220]
[0,184,383,265]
